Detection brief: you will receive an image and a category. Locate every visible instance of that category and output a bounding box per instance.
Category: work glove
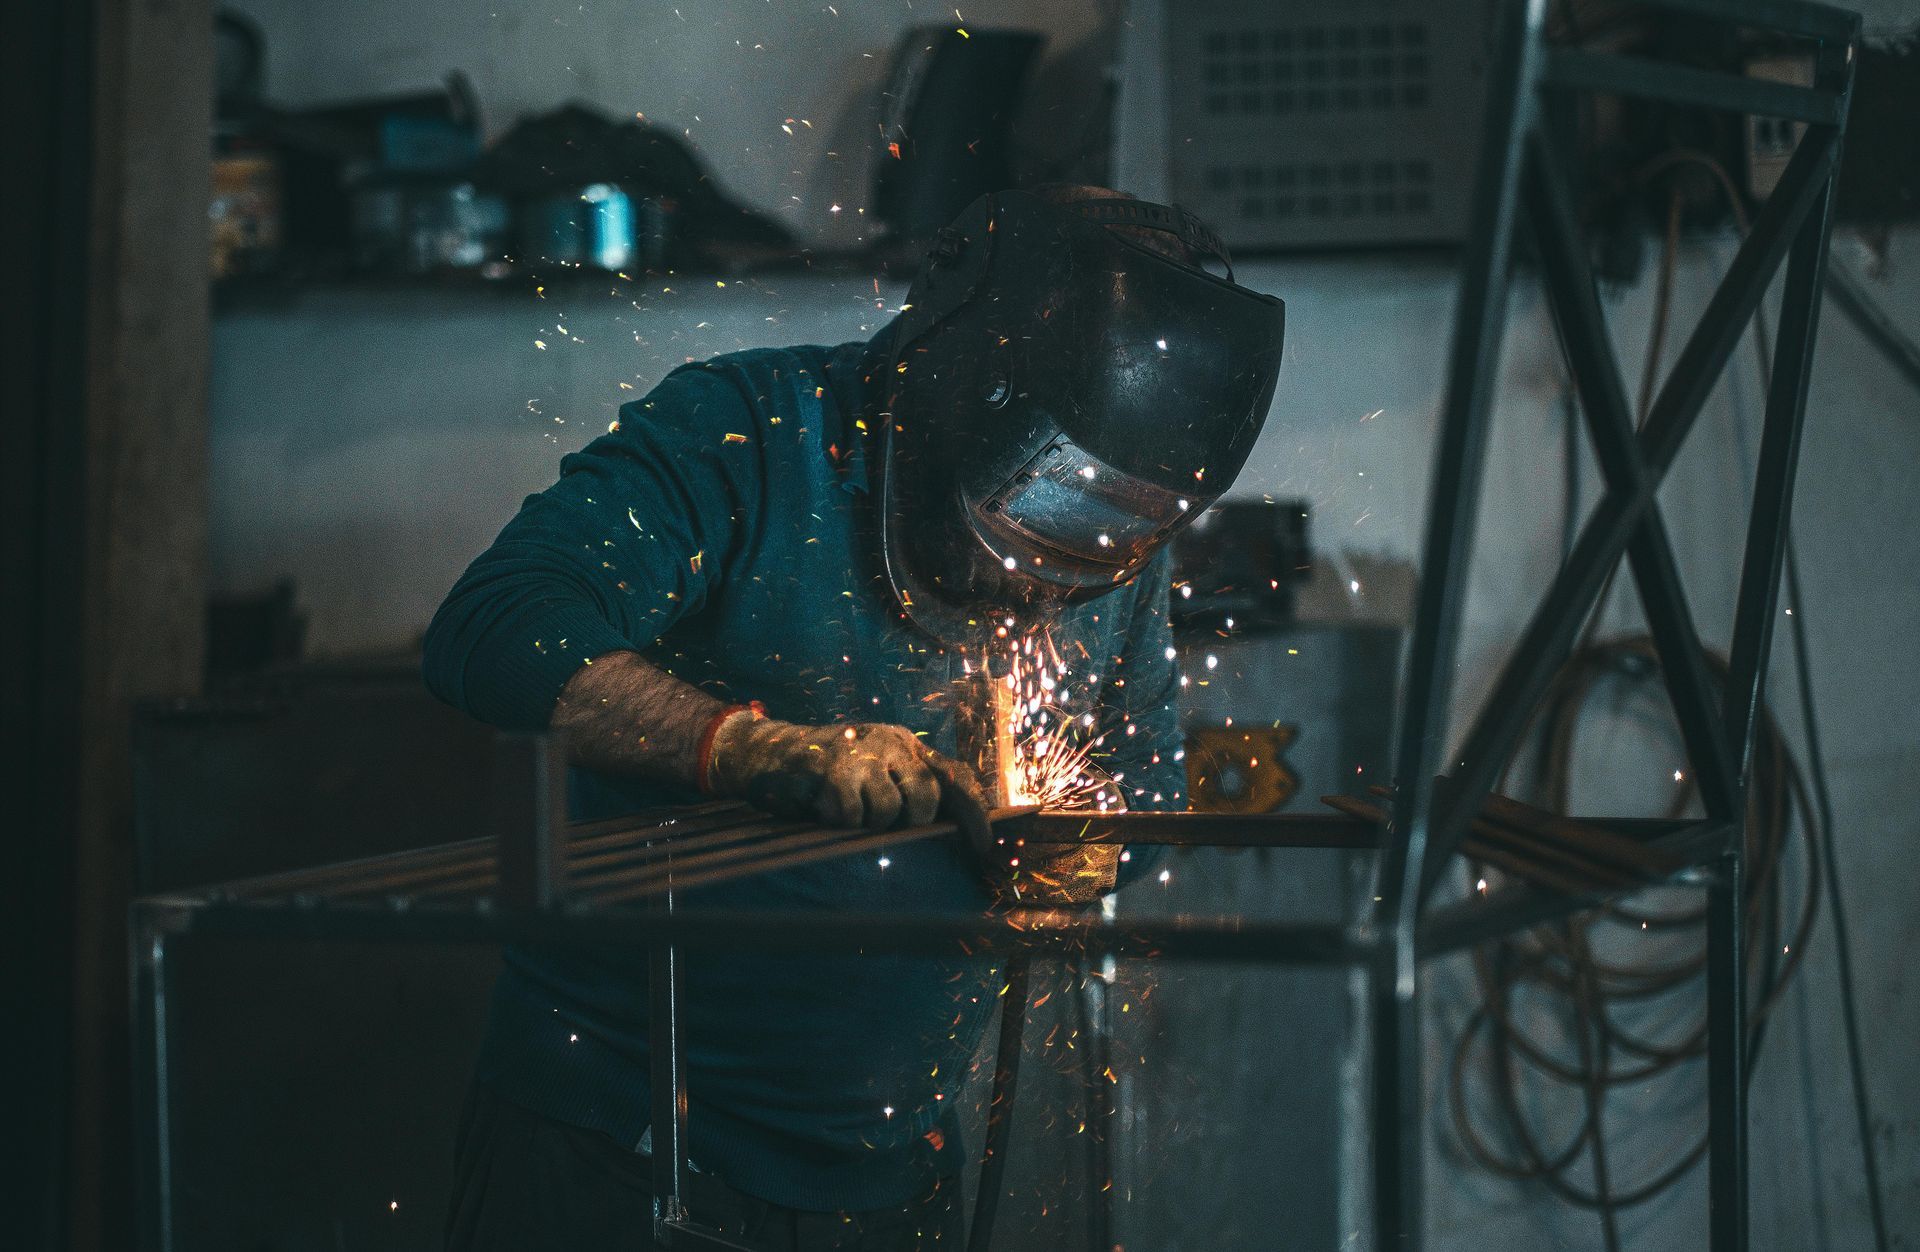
[706,717,991,848]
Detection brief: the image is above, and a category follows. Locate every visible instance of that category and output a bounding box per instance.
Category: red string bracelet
[695,701,765,795]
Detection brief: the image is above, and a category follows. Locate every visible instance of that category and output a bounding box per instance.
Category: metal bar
[590,821,968,904]
[1543,49,1840,124]
[1084,965,1114,1252]
[1639,126,1839,475]
[1323,793,1608,895]
[494,732,568,910]
[584,809,1038,904]
[1375,2,1549,1241]
[1522,130,1744,823]
[210,837,493,900]
[1707,852,1748,1251]
[202,804,752,904]
[588,825,894,895]
[1725,138,1845,785]
[1006,810,1381,848]
[566,816,808,881]
[1476,793,1684,876]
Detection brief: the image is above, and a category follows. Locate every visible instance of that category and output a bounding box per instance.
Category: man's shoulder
[672,342,845,396]
[632,341,866,428]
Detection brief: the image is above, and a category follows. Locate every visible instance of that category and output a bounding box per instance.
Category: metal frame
[130,2,1857,1248]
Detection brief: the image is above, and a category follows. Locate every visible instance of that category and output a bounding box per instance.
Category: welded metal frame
[1370,0,1855,1245]
[130,2,1857,1248]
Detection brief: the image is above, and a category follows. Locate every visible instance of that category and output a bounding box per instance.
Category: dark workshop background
[6,0,1919,1250]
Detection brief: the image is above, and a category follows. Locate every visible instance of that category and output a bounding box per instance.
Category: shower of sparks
[995,633,1121,812]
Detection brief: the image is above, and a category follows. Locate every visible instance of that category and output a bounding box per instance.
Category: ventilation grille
[1204,159,1437,223]
[1166,1,1491,249]
[1200,24,1434,117]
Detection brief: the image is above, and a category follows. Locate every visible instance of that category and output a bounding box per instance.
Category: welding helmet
[877,189,1286,647]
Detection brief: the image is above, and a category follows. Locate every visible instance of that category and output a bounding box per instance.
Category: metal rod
[576,823,854,892]
[1418,819,1736,956]
[566,816,811,882]
[163,900,1368,964]
[1707,852,1748,1251]
[1825,259,1920,397]
[1543,49,1840,124]
[1007,809,1381,848]
[1372,1,1551,1238]
[1639,126,1839,475]
[494,731,569,910]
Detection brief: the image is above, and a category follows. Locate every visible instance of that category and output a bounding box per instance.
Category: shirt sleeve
[1090,549,1188,889]
[421,362,764,730]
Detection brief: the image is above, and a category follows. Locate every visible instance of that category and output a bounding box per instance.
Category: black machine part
[877,190,1286,647]
[872,26,1047,246]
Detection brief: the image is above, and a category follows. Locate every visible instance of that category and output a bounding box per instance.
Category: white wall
[209,1,1920,1247]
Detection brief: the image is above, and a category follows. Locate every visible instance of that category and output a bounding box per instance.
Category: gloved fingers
[817,769,867,829]
[893,758,941,828]
[926,751,994,861]
[745,770,823,821]
[858,768,904,832]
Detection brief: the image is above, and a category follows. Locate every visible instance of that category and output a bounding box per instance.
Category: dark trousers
[445,1085,964,1251]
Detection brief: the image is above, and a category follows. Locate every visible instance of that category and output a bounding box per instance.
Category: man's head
[876,185,1286,648]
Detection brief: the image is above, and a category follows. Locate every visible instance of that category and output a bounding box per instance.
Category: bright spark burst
[996,633,1121,812]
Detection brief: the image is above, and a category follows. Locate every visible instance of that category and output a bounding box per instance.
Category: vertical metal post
[649,857,692,1245]
[1724,130,1845,780]
[492,731,569,910]
[1373,2,1545,1246]
[1706,851,1747,1252]
[130,908,174,1252]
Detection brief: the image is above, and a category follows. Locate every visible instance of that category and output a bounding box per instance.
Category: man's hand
[708,717,990,839]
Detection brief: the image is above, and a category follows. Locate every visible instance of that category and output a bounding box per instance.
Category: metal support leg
[1706,851,1748,1252]
[131,908,175,1252]
[1371,939,1421,1249]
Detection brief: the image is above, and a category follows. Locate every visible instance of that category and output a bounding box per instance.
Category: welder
[422,184,1284,1250]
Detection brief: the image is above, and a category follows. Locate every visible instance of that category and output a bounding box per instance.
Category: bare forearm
[550,650,726,785]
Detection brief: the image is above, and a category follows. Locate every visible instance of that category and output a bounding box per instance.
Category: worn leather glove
[707,717,991,847]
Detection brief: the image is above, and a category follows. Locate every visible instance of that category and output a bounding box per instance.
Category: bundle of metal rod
[1324,785,1684,897]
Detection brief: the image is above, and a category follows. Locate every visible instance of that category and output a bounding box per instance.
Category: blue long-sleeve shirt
[422,332,1185,1210]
